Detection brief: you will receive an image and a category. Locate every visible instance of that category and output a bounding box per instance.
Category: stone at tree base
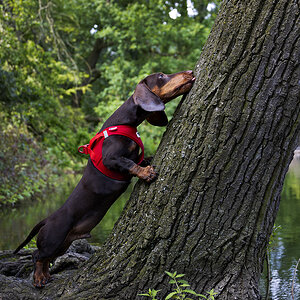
[0,239,99,282]
[0,249,33,279]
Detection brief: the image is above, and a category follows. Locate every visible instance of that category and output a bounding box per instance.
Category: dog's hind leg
[32,216,73,287]
[32,250,50,288]
[42,260,51,282]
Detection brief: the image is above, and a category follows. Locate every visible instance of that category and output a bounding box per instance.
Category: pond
[0,153,299,299]
[260,151,300,300]
[0,176,133,249]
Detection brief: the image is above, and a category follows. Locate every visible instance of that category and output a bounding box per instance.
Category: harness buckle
[78,144,89,154]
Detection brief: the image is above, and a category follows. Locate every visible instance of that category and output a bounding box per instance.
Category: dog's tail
[13,220,46,254]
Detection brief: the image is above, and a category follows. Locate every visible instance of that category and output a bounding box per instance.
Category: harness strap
[78,125,144,181]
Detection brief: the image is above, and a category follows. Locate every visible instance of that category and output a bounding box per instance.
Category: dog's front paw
[129,165,158,183]
[141,165,158,183]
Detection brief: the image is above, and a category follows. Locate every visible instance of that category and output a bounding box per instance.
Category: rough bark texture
[1,0,299,299]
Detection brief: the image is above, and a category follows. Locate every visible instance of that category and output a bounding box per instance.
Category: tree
[0,0,299,299]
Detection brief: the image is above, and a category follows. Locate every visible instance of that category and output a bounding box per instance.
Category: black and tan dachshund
[14,70,195,287]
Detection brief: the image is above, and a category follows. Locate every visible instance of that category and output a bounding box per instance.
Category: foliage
[0,110,54,206]
[23,238,37,250]
[0,1,91,168]
[0,0,219,205]
[90,0,219,148]
[139,271,217,300]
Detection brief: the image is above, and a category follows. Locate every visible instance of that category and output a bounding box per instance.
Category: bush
[0,112,55,207]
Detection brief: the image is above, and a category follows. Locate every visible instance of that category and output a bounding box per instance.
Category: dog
[14,70,195,287]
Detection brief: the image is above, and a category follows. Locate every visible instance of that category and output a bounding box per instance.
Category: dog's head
[133,70,195,126]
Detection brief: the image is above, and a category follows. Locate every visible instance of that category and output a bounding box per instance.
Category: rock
[0,239,100,279]
[50,239,100,274]
[0,249,33,279]
[67,239,99,256]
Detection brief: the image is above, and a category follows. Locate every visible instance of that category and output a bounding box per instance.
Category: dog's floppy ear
[133,81,165,112]
[146,111,168,126]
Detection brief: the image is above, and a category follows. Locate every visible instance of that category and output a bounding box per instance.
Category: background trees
[0,0,220,206]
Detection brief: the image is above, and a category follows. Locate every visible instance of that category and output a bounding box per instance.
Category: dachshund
[14,70,195,287]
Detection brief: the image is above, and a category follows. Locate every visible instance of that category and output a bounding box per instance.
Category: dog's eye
[158,74,164,79]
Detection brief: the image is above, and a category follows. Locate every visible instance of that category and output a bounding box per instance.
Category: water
[0,175,133,249]
[0,154,299,299]
[260,153,300,299]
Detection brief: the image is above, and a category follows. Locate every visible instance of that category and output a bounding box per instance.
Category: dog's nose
[185,70,195,81]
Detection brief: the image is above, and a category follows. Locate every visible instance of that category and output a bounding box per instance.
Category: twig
[291,257,300,300]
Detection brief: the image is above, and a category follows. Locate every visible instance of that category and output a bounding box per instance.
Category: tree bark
[1,0,299,299]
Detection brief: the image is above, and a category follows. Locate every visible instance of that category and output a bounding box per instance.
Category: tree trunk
[1,0,299,299]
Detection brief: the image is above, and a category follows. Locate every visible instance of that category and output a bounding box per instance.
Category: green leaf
[165,271,174,278]
[208,289,217,295]
[182,289,198,295]
[175,274,185,278]
[197,294,207,299]
[178,280,189,284]
[207,289,218,299]
[165,291,178,300]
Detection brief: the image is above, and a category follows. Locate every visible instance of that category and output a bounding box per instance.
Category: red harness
[78,125,144,181]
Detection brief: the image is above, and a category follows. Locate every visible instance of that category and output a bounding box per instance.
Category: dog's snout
[184,70,195,80]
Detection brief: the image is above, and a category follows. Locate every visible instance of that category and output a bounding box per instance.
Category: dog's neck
[100,96,149,130]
